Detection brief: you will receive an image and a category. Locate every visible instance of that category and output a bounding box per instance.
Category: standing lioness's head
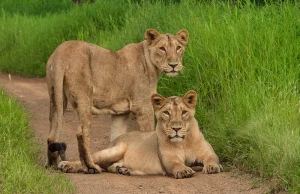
[145,29,189,76]
[151,90,197,143]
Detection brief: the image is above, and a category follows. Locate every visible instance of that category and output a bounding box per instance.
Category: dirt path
[0,73,271,194]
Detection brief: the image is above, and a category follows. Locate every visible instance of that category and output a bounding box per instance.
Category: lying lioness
[59,91,223,178]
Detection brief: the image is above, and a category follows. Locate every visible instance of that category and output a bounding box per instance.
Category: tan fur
[46,29,189,173]
[58,91,223,178]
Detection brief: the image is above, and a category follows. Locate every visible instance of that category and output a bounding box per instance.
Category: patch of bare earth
[0,73,274,194]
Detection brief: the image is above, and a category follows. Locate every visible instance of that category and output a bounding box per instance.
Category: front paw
[173,166,195,179]
[58,161,83,173]
[202,163,223,174]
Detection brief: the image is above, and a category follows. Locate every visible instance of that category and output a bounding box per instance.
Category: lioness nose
[169,63,178,68]
[172,127,182,132]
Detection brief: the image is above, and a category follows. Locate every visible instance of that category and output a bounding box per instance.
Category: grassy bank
[0,90,74,193]
[0,0,299,192]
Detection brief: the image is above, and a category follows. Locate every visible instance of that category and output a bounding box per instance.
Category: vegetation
[0,0,299,192]
[0,90,74,193]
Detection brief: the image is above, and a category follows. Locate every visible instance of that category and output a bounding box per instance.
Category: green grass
[0,90,74,194]
[0,0,300,192]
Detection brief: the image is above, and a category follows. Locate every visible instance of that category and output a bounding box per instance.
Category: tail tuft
[48,142,67,153]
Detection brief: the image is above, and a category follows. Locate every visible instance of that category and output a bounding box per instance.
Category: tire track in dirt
[0,73,271,194]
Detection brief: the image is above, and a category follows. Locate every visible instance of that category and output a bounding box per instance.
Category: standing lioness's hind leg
[134,105,155,132]
[110,113,130,141]
[75,95,102,174]
[47,75,68,168]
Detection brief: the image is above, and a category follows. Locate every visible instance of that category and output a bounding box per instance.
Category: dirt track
[0,73,272,194]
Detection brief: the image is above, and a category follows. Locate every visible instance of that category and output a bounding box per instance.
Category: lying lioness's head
[151,90,197,142]
[145,29,189,76]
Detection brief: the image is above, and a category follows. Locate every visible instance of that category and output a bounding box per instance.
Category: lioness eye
[159,47,166,52]
[182,110,188,115]
[163,111,170,116]
[176,46,181,51]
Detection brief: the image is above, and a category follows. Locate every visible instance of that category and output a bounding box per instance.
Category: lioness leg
[195,142,223,174]
[47,78,68,168]
[161,154,195,179]
[110,113,130,141]
[91,143,127,165]
[199,154,223,174]
[75,96,102,174]
[133,106,154,132]
[59,143,126,173]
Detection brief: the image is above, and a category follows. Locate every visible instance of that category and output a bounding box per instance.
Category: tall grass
[0,90,74,193]
[0,0,299,192]
[0,0,128,76]
[0,0,72,15]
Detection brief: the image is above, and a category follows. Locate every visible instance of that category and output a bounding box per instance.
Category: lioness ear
[151,93,166,110]
[183,90,197,109]
[145,29,160,44]
[176,29,189,46]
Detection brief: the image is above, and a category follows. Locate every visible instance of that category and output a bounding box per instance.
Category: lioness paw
[58,161,83,173]
[85,165,102,174]
[174,167,195,179]
[116,166,131,176]
[202,163,223,174]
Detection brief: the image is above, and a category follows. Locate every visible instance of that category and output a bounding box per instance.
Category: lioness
[58,91,223,178]
[46,29,189,173]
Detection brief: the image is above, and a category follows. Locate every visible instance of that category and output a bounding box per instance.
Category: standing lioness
[59,91,223,178]
[46,29,189,173]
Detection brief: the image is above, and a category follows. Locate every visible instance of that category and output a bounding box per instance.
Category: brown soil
[0,73,272,194]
